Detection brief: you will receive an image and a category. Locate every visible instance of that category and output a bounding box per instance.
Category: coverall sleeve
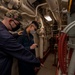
[12,33,19,39]
[3,36,40,67]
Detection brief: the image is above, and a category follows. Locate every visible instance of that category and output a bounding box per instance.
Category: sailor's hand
[18,31,23,35]
[30,44,38,49]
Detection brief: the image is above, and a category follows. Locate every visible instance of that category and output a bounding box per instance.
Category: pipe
[62,21,75,33]
[39,18,44,59]
[39,17,44,28]
[35,3,47,17]
[39,36,44,59]
[18,0,35,15]
[21,3,35,15]
[10,0,18,4]
[7,0,20,9]
[21,3,47,17]
[68,0,72,12]
[0,6,9,19]
[2,0,10,3]
[0,6,9,12]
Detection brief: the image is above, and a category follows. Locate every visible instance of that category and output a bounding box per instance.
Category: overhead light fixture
[44,15,52,21]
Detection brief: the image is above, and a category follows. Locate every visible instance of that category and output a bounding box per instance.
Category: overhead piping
[0,6,9,19]
[0,6,9,12]
[19,0,35,15]
[21,3,47,17]
[21,3,35,15]
[68,0,72,12]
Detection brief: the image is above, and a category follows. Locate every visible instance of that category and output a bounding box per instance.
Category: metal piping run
[21,3,35,15]
[68,0,72,12]
[0,6,9,12]
[62,21,75,33]
[21,3,47,17]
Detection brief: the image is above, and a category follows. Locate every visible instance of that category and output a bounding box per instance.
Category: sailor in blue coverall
[0,10,40,75]
[17,21,39,75]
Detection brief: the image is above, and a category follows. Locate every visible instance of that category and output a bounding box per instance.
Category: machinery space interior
[1,0,75,75]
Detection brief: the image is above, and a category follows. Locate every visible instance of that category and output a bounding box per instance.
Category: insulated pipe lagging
[68,49,75,75]
[21,3,35,15]
[62,21,75,33]
[0,6,9,12]
[21,3,47,17]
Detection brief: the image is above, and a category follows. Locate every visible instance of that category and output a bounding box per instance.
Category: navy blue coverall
[0,22,40,75]
[17,30,36,75]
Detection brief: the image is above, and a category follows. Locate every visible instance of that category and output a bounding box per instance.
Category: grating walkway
[37,54,56,75]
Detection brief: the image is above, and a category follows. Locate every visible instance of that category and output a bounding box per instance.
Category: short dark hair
[32,21,39,29]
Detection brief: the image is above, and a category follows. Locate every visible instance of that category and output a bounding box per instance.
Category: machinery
[57,21,75,75]
[0,0,70,75]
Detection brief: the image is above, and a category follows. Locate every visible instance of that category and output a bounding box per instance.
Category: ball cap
[32,21,39,29]
[5,10,22,22]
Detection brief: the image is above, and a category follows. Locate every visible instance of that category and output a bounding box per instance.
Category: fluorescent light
[44,15,52,21]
